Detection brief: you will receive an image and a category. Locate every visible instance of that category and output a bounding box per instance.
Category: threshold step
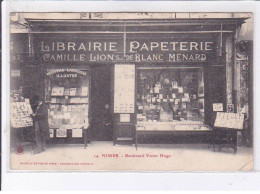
[117,137,134,141]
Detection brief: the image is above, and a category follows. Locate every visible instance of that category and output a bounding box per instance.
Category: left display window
[46,68,89,138]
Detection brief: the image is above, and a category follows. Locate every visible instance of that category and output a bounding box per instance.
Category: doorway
[90,65,112,141]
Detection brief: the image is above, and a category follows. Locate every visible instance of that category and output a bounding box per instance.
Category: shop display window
[46,69,89,132]
[137,67,207,131]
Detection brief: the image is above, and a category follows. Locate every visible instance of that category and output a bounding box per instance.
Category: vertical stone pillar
[226,35,233,106]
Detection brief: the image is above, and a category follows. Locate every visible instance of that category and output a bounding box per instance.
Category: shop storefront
[10,17,248,145]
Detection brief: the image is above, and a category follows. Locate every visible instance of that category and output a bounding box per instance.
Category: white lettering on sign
[78,43,86,51]
[39,39,214,62]
[168,53,206,62]
[43,54,86,62]
[129,41,139,53]
[134,54,164,62]
[205,42,213,51]
[180,42,188,51]
[40,41,118,52]
[40,40,213,53]
[190,42,199,50]
[56,74,78,78]
[47,69,87,76]
[151,42,159,51]
[68,42,76,51]
[129,41,213,53]
[109,42,117,51]
[161,42,169,51]
[57,42,65,51]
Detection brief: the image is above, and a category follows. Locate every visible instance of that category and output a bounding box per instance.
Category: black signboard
[33,34,217,64]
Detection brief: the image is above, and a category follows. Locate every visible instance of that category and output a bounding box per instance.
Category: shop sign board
[47,68,87,78]
[34,35,216,63]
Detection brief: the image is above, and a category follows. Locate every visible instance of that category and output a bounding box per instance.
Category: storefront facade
[10,17,249,145]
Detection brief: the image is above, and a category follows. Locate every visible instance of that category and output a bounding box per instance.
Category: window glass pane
[46,70,89,129]
[137,68,205,126]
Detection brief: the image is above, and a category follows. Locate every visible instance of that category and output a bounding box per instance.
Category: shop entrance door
[90,65,112,141]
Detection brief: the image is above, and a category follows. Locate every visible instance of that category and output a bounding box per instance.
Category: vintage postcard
[7,11,254,171]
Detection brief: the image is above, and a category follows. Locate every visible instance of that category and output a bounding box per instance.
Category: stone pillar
[226,35,233,106]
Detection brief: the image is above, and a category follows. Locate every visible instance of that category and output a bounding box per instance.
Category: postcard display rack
[213,112,245,154]
[10,92,34,152]
[46,69,89,143]
[10,96,34,128]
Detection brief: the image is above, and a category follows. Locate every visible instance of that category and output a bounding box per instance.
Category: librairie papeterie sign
[34,35,216,63]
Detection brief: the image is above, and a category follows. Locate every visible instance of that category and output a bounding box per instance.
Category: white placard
[49,129,54,138]
[11,70,20,77]
[184,93,189,98]
[81,87,88,96]
[214,112,244,130]
[114,64,135,113]
[69,88,77,96]
[56,128,67,137]
[72,128,82,138]
[51,87,64,96]
[213,103,223,112]
[10,101,33,128]
[120,114,130,122]
[178,87,183,93]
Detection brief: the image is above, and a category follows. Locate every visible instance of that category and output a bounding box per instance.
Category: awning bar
[28,30,234,34]
[25,18,248,23]
[29,22,240,27]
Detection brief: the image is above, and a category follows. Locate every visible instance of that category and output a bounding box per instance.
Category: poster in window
[11,70,20,77]
[64,89,70,96]
[198,85,204,97]
[114,64,135,113]
[199,98,204,112]
[72,128,82,138]
[227,104,235,113]
[213,103,223,112]
[69,88,77,96]
[56,128,67,138]
[51,87,64,96]
[120,114,131,122]
[81,87,88,96]
[49,129,54,138]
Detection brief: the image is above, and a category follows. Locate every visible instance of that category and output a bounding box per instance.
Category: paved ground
[10,141,253,171]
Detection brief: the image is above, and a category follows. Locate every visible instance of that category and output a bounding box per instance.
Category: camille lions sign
[36,37,215,63]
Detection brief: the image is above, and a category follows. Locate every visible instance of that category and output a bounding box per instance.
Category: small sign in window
[120,114,130,123]
[11,70,20,77]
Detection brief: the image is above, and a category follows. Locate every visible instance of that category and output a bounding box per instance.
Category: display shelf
[46,69,90,143]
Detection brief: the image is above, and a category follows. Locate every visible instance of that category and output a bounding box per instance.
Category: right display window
[137,67,207,130]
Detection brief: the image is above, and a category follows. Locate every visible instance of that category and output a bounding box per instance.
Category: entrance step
[115,137,134,145]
